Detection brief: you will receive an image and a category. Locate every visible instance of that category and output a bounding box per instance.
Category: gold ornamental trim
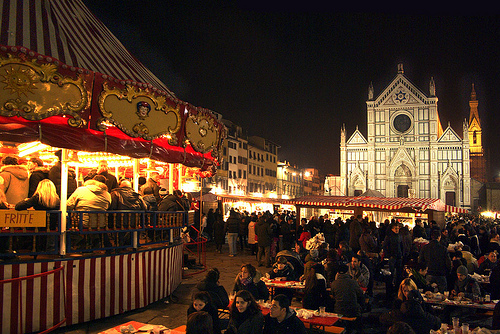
[97,82,181,143]
[0,54,88,127]
[185,112,220,154]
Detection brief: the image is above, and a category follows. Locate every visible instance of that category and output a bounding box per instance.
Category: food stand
[284,195,469,230]
[0,0,226,333]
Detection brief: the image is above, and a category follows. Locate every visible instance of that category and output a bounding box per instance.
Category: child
[187,291,221,334]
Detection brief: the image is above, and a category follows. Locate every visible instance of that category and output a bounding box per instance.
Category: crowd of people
[185,208,500,333]
[0,154,193,255]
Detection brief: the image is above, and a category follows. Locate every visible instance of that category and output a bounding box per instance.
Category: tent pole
[168,163,173,193]
[59,149,68,255]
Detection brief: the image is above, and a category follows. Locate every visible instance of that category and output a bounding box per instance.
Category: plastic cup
[319,306,326,316]
[461,323,469,334]
[452,317,459,330]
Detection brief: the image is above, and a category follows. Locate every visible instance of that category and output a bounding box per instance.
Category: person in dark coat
[187,291,221,334]
[48,150,78,199]
[27,157,49,198]
[206,208,216,241]
[489,262,500,300]
[412,219,427,240]
[108,180,146,246]
[279,215,293,251]
[349,215,363,254]
[83,159,118,193]
[186,311,213,334]
[418,227,452,293]
[141,186,158,211]
[394,290,441,334]
[302,264,328,311]
[383,221,404,295]
[239,212,250,251]
[233,263,269,302]
[226,290,264,334]
[139,172,161,203]
[478,251,498,275]
[322,216,335,249]
[195,268,229,310]
[157,189,189,211]
[256,215,272,267]
[267,256,297,281]
[213,208,225,253]
[225,209,241,257]
[330,263,365,317]
[263,294,307,334]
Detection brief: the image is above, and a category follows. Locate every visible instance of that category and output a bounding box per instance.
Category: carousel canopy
[0,0,225,174]
[283,195,469,213]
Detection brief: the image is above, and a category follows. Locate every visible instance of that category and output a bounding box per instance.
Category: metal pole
[59,149,68,255]
[133,159,140,249]
[168,163,173,193]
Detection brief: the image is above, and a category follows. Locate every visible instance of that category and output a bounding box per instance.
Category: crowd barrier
[0,210,194,257]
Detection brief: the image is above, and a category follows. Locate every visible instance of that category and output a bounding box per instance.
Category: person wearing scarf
[233,264,269,302]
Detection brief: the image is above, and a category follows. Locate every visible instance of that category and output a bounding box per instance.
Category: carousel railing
[67,210,192,253]
[0,210,192,258]
[0,210,61,258]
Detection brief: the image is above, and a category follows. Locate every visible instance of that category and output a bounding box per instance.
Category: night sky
[83,1,500,177]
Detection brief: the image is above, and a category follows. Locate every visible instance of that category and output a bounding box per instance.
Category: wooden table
[260,305,341,333]
[424,298,497,310]
[263,279,305,298]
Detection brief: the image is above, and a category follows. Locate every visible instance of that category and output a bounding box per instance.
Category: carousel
[0,0,226,333]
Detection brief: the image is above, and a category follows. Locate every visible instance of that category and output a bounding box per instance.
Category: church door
[397,185,409,198]
[445,192,456,207]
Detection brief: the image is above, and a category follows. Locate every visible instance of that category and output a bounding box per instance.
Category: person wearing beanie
[267,256,296,281]
[451,265,481,300]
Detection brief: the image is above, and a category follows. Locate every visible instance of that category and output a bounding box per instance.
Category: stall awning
[0,0,226,174]
[283,195,469,213]
[217,195,282,205]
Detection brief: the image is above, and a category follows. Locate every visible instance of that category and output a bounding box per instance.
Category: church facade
[340,64,471,209]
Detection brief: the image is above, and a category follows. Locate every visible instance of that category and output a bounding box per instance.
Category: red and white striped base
[0,244,183,334]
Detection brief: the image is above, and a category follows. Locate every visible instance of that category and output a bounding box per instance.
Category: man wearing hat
[267,256,296,281]
[452,265,481,300]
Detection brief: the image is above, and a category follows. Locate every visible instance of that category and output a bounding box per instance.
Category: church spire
[469,83,480,127]
[368,82,374,100]
[429,77,436,97]
[471,83,477,101]
[397,63,404,74]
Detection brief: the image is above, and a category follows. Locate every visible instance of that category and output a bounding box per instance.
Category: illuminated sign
[0,210,46,227]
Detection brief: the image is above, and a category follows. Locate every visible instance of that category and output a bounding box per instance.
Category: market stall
[283,195,469,229]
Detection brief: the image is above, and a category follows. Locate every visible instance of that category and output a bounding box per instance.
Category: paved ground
[54,242,269,333]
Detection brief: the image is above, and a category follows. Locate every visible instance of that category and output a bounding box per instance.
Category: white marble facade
[340,64,470,209]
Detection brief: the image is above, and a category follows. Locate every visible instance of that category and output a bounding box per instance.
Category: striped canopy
[0,0,225,173]
[283,195,469,213]
[0,0,175,98]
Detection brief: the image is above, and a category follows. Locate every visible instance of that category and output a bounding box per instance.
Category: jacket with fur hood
[233,269,269,301]
[0,164,29,205]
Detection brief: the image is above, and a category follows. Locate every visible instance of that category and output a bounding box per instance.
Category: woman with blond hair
[15,179,60,251]
[380,277,418,326]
